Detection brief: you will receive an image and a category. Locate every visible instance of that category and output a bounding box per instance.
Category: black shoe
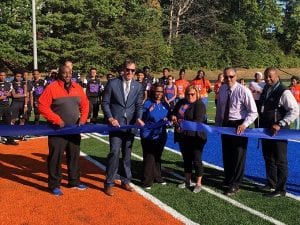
[224,185,239,196]
[5,140,19,145]
[256,184,275,192]
[155,179,167,185]
[264,191,286,198]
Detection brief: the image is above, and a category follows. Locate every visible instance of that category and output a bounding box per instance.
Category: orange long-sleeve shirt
[38,80,89,126]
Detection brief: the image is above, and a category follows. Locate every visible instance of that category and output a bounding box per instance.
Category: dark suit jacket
[102,76,143,126]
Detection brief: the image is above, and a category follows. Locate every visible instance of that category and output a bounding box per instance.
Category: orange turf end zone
[0,138,183,225]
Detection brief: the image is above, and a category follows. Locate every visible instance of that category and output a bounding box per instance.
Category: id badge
[261,105,264,113]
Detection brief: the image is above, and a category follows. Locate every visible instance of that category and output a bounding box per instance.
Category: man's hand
[78,121,85,126]
[108,117,120,127]
[270,124,280,136]
[236,124,246,135]
[136,118,145,127]
[59,121,65,128]
[171,115,178,126]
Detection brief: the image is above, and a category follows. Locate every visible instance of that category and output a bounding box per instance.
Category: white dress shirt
[215,82,258,127]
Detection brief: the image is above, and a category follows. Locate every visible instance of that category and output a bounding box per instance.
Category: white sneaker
[193,185,202,193]
[177,181,196,189]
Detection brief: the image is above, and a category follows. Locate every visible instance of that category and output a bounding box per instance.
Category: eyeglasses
[224,75,235,79]
[125,68,136,73]
[187,93,195,96]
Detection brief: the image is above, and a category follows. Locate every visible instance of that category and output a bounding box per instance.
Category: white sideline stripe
[82,134,198,225]
[87,133,289,225]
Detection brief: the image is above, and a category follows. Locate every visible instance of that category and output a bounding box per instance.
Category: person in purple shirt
[215,67,257,196]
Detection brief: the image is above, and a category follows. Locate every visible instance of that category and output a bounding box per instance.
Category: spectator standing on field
[0,69,18,145]
[175,69,190,102]
[86,68,104,123]
[289,75,300,129]
[31,69,46,125]
[214,73,224,106]
[248,71,265,127]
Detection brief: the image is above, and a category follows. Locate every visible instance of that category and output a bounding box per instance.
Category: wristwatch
[277,120,286,128]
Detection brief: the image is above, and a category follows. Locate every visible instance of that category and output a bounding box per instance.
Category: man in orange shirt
[289,75,300,129]
[175,69,190,101]
[39,65,89,196]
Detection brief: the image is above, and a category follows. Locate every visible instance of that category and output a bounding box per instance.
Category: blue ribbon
[180,120,300,141]
[0,120,299,141]
[0,121,167,136]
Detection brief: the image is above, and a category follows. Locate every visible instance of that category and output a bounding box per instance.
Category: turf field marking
[87,133,287,225]
[82,134,198,225]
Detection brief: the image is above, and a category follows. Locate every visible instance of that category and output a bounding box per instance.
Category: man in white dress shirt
[216,67,258,196]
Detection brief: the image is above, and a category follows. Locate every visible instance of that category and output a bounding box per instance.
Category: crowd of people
[1,59,299,198]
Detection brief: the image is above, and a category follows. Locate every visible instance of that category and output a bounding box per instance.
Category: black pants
[141,137,166,186]
[261,139,288,192]
[47,135,81,189]
[88,97,99,120]
[221,119,248,187]
[221,133,248,187]
[178,139,206,177]
[0,105,14,142]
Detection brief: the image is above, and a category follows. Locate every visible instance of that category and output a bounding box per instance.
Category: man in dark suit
[102,59,144,196]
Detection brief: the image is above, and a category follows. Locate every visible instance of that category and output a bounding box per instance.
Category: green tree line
[0,0,299,73]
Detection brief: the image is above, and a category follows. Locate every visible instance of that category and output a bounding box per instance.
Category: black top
[172,99,207,142]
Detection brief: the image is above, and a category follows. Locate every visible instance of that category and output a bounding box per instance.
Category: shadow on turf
[0,152,108,193]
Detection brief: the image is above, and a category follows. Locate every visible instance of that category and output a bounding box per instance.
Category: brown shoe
[121,183,134,192]
[104,187,114,196]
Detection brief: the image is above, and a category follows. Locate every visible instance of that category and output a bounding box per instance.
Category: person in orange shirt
[289,75,300,129]
[190,70,212,108]
[175,69,190,101]
[214,73,224,106]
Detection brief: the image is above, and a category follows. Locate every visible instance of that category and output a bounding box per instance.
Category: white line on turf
[81,134,198,225]
[86,133,288,225]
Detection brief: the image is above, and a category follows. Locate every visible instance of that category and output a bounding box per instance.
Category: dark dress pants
[48,135,81,189]
[105,131,135,188]
[261,139,288,192]
[141,136,166,186]
[221,134,248,187]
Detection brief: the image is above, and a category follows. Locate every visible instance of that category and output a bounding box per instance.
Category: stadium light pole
[32,0,38,70]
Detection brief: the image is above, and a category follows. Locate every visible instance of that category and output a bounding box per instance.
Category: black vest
[259,83,287,128]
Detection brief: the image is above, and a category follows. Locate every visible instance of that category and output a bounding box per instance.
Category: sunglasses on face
[187,93,195,96]
[224,75,235,79]
[125,68,136,73]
